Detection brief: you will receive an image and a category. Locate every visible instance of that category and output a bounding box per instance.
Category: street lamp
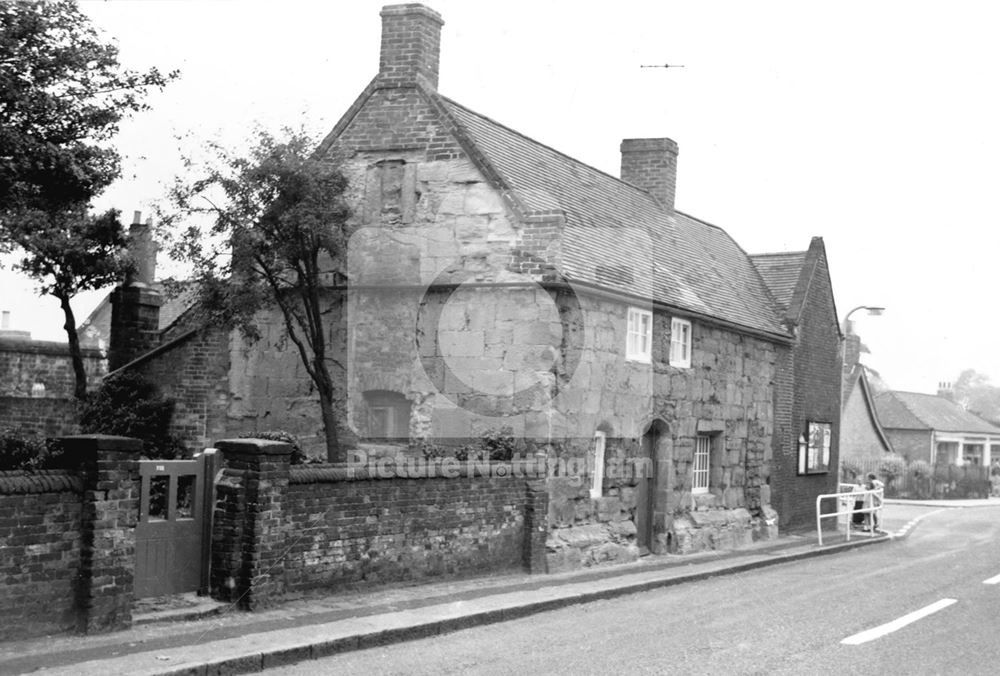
[843,305,884,335]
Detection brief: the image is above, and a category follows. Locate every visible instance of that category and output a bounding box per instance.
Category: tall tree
[953,369,1000,425]
[0,0,175,214]
[8,207,131,399]
[164,128,354,462]
[0,0,176,398]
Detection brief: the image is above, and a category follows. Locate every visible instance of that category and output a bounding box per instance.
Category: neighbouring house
[77,211,196,352]
[105,3,845,571]
[751,238,844,531]
[874,385,1000,465]
[838,322,894,463]
[840,364,894,462]
[0,311,105,436]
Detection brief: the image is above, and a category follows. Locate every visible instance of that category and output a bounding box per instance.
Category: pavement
[3,498,998,676]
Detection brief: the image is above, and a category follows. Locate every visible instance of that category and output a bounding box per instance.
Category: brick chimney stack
[620,138,679,212]
[843,334,862,371]
[379,4,444,89]
[127,210,158,286]
[937,382,954,401]
[109,210,162,370]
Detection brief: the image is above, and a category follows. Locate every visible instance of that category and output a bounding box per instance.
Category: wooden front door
[135,456,209,598]
[635,427,658,554]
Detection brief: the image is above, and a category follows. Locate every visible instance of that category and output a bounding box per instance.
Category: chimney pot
[620,138,679,212]
[379,4,444,89]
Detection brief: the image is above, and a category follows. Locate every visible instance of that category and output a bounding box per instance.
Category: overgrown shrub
[841,459,862,482]
[79,371,186,458]
[0,429,66,471]
[239,430,307,464]
[878,455,907,487]
[419,427,526,462]
[910,460,933,479]
[480,426,525,461]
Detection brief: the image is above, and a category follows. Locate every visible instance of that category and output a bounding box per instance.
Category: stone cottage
[108,3,844,569]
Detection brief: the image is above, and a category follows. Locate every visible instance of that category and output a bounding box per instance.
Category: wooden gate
[134,450,218,598]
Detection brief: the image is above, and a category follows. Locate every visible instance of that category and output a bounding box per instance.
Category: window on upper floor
[669,317,692,368]
[590,430,607,499]
[626,307,652,362]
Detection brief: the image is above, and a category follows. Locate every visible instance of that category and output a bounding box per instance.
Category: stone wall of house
[884,429,933,463]
[0,471,82,640]
[0,337,104,436]
[338,280,781,566]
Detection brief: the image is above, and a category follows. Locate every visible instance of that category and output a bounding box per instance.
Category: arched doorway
[635,423,662,554]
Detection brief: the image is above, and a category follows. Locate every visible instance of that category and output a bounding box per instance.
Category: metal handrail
[816,485,884,546]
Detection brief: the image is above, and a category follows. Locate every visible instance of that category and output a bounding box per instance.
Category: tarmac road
[265,505,1000,675]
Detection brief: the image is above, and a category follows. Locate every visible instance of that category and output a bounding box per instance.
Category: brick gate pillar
[212,439,292,610]
[60,434,142,633]
[523,478,549,574]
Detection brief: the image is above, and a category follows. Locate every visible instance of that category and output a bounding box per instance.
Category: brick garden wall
[0,436,142,640]
[0,337,104,436]
[281,470,530,590]
[0,396,79,436]
[210,439,546,607]
[0,470,83,640]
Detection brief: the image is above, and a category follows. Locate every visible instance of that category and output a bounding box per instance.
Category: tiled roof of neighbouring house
[439,97,788,338]
[749,251,808,313]
[875,390,1000,434]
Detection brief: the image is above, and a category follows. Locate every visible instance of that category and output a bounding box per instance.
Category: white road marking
[983,573,1000,585]
[841,598,957,645]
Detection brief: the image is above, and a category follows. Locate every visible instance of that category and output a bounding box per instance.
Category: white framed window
[590,431,607,499]
[626,307,652,362]
[798,421,831,475]
[669,318,692,368]
[692,434,711,494]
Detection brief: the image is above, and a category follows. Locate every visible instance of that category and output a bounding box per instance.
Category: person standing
[864,472,885,532]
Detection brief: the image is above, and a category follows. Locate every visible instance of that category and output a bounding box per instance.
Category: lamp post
[843,305,884,335]
[842,306,884,374]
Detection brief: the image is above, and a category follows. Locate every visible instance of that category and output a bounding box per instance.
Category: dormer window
[626,307,652,362]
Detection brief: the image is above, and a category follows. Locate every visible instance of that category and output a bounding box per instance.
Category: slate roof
[78,281,198,348]
[440,97,787,338]
[750,251,808,313]
[875,390,1000,435]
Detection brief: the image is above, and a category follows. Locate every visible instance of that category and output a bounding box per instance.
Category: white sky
[2,0,998,394]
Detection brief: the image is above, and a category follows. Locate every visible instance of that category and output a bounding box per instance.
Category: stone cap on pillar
[215,439,294,457]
